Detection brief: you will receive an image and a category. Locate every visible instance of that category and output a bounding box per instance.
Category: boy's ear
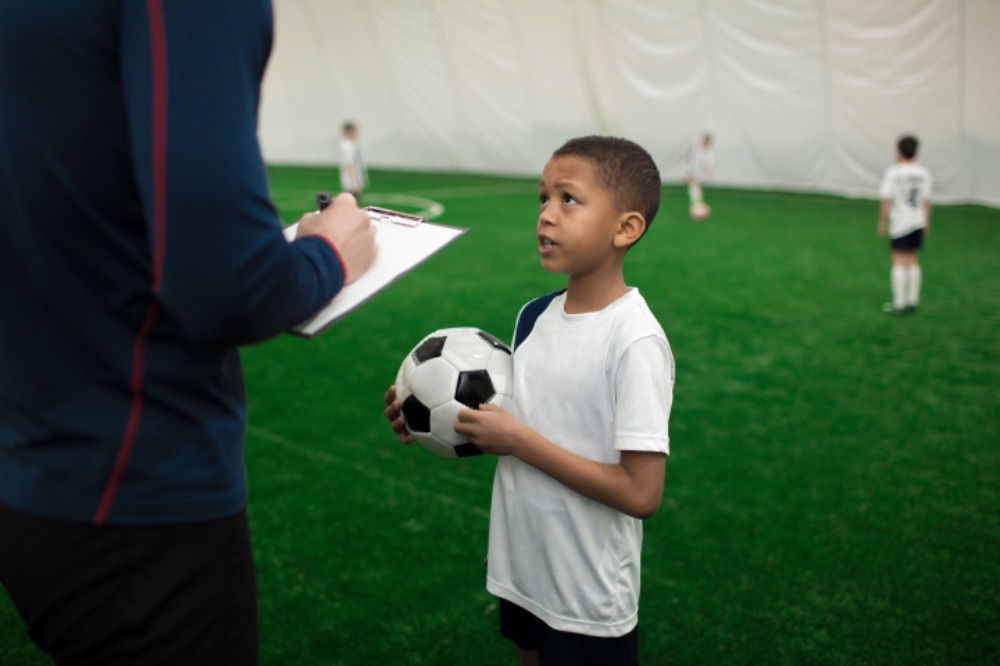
[613,212,647,249]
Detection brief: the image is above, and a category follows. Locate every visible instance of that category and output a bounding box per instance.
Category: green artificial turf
[2,167,997,665]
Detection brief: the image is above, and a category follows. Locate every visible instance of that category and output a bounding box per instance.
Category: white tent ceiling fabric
[259,0,1000,205]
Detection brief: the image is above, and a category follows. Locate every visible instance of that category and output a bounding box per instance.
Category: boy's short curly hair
[552,136,662,236]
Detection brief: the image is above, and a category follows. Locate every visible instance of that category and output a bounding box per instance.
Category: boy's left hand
[454,404,525,456]
[383,385,416,445]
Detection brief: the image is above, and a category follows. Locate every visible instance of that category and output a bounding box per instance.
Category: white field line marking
[367,183,532,220]
[365,193,445,220]
[272,183,530,223]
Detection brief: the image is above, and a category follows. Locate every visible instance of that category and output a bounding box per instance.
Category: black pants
[0,502,258,666]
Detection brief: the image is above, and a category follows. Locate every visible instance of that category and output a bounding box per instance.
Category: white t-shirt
[339,137,367,192]
[486,289,674,637]
[879,161,932,238]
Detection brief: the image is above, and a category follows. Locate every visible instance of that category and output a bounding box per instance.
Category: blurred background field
[2,167,997,664]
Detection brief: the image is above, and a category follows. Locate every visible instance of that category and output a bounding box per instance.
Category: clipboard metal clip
[365,206,423,227]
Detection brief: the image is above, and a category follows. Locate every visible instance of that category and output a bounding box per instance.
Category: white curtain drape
[260,0,1000,205]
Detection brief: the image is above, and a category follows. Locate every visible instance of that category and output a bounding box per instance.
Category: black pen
[316,191,332,211]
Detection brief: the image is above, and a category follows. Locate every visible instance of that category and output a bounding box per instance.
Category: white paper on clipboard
[284,210,467,338]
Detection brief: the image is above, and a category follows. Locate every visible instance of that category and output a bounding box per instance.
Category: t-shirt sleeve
[614,336,674,455]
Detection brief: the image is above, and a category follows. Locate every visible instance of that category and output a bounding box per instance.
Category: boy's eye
[539,193,549,205]
[563,194,577,205]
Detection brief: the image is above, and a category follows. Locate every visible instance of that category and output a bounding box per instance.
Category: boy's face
[537,155,624,278]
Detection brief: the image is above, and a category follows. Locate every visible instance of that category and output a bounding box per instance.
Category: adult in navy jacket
[0,1,377,663]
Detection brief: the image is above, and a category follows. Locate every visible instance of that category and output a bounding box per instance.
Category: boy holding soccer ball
[386,136,673,665]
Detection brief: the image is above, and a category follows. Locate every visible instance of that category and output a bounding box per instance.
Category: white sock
[891,266,906,309]
[688,183,702,203]
[906,265,921,307]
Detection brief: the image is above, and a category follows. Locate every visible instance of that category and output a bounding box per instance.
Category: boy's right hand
[295,192,378,284]
[383,385,415,445]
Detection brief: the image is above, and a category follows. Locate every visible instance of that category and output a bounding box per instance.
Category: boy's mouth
[538,235,556,255]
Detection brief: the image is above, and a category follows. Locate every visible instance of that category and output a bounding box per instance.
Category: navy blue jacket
[0,0,344,525]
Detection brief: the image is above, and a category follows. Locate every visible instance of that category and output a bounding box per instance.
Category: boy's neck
[563,275,628,314]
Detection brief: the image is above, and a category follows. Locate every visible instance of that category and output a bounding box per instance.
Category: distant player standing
[340,121,368,201]
[878,135,932,315]
[681,133,713,212]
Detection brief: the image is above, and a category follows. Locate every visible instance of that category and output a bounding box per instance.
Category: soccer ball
[689,201,711,220]
[395,327,514,458]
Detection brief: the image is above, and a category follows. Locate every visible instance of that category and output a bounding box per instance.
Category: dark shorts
[498,598,639,666]
[0,502,258,666]
[891,227,924,251]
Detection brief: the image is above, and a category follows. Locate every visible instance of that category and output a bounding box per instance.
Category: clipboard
[283,206,467,338]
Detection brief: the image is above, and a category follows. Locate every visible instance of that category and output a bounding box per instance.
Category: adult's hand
[296,193,377,284]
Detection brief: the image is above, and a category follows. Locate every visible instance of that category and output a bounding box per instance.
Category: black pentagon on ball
[454,443,484,457]
[401,395,431,433]
[455,370,495,409]
[412,336,446,364]
[476,330,512,355]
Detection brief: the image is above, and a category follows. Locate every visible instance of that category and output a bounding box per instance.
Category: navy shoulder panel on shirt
[513,290,565,351]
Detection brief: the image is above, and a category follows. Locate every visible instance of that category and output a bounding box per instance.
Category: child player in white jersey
[385,136,674,665]
[878,134,932,315]
[681,133,713,206]
[339,121,368,201]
